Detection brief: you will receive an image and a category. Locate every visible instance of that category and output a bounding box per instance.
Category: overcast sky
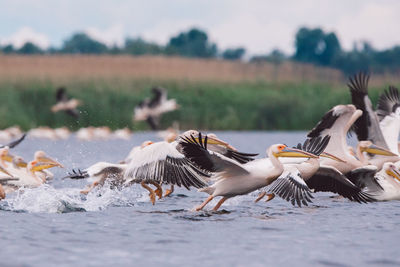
[1,0,399,55]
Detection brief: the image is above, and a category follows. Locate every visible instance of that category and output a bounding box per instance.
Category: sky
[1,0,400,55]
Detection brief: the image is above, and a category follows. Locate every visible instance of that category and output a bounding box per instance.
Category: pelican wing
[179,135,250,178]
[65,108,79,118]
[376,86,400,121]
[0,133,26,149]
[308,109,339,138]
[306,166,375,203]
[208,144,258,164]
[149,87,166,108]
[56,87,68,102]
[0,177,19,185]
[348,72,388,148]
[294,135,330,156]
[268,169,313,207]
[124,141,209,189]
[346,165,382,192]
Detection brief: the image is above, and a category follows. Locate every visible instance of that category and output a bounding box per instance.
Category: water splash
[1,182,147,214]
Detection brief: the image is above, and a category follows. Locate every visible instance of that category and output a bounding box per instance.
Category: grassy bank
[0,78,395,131]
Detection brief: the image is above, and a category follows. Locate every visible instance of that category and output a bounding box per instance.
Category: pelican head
[0,147,13,163]
[34,151,64,168]
[271,144,318,158]
[384,163,400,182]
[12,156,27,169]
[140,140,154,148]
[359,141,398,156]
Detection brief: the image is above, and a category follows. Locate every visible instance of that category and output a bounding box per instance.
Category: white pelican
[299,104,394,202]
[179,135,318,211]
[5,160,60,188]
[133,87,179,130]
[348,72,400,167]
[51,87,81,118]
[376,86,400,154]
[64,162,127,195]
[255,136,334,206]
[112,128,132,140]
[348,162,400,201]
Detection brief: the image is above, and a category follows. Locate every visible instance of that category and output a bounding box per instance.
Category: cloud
[336,2,400,50]
[0,27,50,49]
[84,24,125,47]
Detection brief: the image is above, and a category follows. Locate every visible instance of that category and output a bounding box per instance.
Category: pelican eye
[278,145,286,151]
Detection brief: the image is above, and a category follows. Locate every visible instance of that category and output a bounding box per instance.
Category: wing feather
[124,141,209,189]
[268,169,313,207]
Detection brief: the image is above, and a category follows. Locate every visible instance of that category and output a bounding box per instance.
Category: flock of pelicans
[0,72,400,211]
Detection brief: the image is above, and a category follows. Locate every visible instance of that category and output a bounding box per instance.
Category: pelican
[178,134,318,211]
[133,87,179,130]
[63,162,127,195]
[304,105,394,202]
[376,86,400,154]
[4,160,59,188]
[348,162,400,201]
[112,128,132,140]
[255,136,337,206]
[348,72,400,167]
[51,87,81,118]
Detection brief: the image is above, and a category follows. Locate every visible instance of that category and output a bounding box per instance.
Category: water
[1,131,400,267]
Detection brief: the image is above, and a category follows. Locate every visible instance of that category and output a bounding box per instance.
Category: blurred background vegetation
[2,26,400,75]
[1,26,399,131]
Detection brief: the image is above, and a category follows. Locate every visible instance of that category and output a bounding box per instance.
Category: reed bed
[0,55,398,131]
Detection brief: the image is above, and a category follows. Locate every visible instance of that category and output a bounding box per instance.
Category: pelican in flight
[348,72,400,167]
[376,86,400,154]
[133,87,179,130]
[304,104,395,202]
[178,134,318,211]
[256,135,340,206]
[64,162,127,195]
[348,162,400,201]
[51,87,81,118]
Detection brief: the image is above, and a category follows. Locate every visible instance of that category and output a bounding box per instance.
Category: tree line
[1,27,399,75]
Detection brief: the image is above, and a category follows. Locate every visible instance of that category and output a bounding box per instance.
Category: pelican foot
[265,193,275,202]
[149,192,156,205]
[164,189,173,197]
[255,191,266,202]
[154,188,163,199]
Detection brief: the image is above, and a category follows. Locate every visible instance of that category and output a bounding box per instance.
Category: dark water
[1,131,400,267]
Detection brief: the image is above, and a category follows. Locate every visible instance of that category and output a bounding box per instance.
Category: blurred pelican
[134,87,179,130]
[51,87,81,118]
[112,128,132,140]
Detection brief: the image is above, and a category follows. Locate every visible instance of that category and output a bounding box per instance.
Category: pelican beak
[31,162,60,172]
[363,144,398,157]
[0,166,12,177]
[386,167,400,182]
[320,152,347,163]
[196,136,236,150]
[1,154,14,163]
[275,147,318,158]
[36,156,64,168]
[17,161,28,168]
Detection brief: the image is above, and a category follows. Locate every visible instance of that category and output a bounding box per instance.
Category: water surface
[1,131,399,267]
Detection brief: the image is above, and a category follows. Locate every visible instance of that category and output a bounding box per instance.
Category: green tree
[250,49,286,64]
[293,27,341,66]
[166,28,217,58]
[1,44,15,54]
[222,47,246,60]
[18,42,43,54]
[124,38,163,55]
[61,33,108,54]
